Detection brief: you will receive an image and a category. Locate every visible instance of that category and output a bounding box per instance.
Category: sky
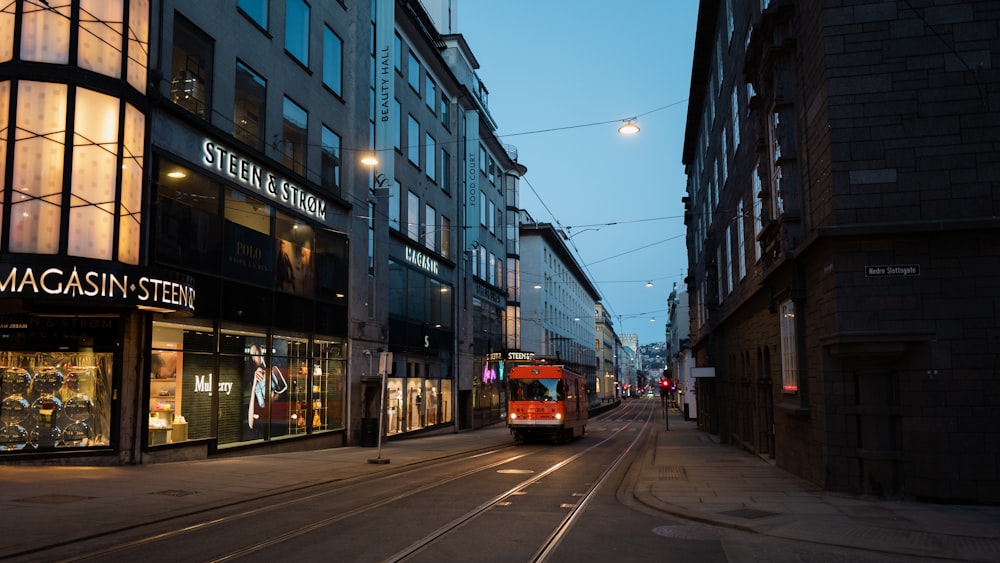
[458,2,700,346]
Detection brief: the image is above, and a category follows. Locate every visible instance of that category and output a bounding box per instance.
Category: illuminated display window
[0,1,149,265]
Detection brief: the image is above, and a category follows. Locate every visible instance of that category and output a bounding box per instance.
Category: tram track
[27,403,655,563]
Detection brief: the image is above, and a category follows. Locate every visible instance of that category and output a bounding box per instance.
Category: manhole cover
[150,489,198,497]
[15,494,93,505]
[652,525,723,540]
[719,508,779,519]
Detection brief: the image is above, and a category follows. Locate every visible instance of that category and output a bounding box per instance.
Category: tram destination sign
[865,264,920,277]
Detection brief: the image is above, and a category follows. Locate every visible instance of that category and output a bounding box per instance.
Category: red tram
[507,364,588,443]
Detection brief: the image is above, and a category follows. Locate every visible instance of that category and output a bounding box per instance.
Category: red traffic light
[660,378,671,388]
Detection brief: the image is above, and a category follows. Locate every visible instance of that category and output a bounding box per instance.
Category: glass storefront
[149,320,345,447]
[147,155,349,449]
[385,358,452,436]
[0,316,117,452]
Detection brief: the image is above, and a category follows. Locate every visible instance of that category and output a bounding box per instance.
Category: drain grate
[719,508,779,519]
[658,466,688,480]
[150,489,198,497]
[15,494,93,505]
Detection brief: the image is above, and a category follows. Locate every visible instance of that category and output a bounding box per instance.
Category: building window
[736,199,746,279]
[407,114,419,165]
[407,191,419,240]
[752,159,763,261]
[407,50,420,92]
[424,133,436,182]
[441,215,450,259]
[321,125,341,193]
[285,0,310,66]
[424,76,436,111]
[779,299,798,393]
[480,190,487,226]
[6,81,143,264]
[322,25,342,96]
[424,204,436,251]
[393,99,401,150]
[282,96,308,175]
[393,33,401,71]
[234,61,266,150]
[440,149,450,193]
[724,225,732,294]
[439,92,449,128]
[170,15,212,119]
[155,162,222,273]
[238,0,268,30]
[388,180,401,230]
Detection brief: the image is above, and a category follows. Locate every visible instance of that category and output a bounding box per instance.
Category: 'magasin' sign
[0,263,196,314]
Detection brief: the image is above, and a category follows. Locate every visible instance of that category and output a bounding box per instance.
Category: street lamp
[618,118,640,135]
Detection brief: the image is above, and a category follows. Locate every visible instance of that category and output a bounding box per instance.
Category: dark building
[682,0,1000,501]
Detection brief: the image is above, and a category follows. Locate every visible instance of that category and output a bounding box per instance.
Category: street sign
[865,264,920,277]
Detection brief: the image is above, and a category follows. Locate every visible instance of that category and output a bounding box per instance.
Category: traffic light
[659,378,670,396]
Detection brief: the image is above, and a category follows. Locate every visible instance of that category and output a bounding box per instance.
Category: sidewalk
[1,412,998,561]
[632,410,1000,562]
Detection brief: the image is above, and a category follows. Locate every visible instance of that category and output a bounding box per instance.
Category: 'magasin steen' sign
[0,263,196,314]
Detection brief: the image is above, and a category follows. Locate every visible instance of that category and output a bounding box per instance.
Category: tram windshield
[510,378,565,402]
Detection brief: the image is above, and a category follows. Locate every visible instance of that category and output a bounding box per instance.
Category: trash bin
[360,417,378,447]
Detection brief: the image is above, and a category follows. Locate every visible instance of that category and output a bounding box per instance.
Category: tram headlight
[555,413,562,420]
[509,413,517,420]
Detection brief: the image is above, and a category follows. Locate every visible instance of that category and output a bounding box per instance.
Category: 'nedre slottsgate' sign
[0,263,196,313]
[865,264,920,277]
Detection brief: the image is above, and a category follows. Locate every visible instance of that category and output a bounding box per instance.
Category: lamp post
[364,155,391,464]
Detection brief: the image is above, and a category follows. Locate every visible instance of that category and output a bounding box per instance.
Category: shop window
[19,1,71,64]
[78,0,123,78]
[223,187,272,287]
[126,0,150,91]
[276,211,315,297]
[155,162,223,273]
[148,321,215,446]
[779,299,798,393]
[270,334,307,439]
[234,61,266,150]
[313,228,348,303]
[209,329,344,447]
[314,340,345,431]
[171,15,213,120]
[9,81,66,254]
[7,81,143,263]
[118,102,144,265]
[1,10,11,62]
[0,318,115,452]
[69,87,120,261]
[281,96,308,175]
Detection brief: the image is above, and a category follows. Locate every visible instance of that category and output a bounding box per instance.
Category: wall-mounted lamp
[618,118,640,135]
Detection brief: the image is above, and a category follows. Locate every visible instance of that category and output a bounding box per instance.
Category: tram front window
[511,379,564,401]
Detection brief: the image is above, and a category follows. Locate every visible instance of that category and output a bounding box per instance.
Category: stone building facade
[682,0,1000,501]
